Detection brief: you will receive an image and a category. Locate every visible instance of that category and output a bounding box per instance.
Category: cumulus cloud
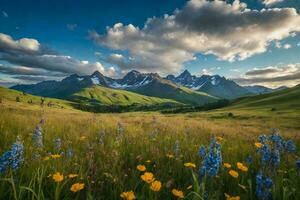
[261,0,284,6]
[233,64,300,87]
[90,0,300,74]
[0,33,115,85]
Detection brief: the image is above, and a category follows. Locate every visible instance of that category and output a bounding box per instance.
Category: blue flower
[55,138,62,151]
[0,139,24,174]
[198,146,206,157]
[174,140,180,157]
[199,138,222,177]
[256,173,273,200]
[32,125,43,148]
[296,159,300,169]
[258,135,267,144]
[284,140,296,154]
[246,156,253,164]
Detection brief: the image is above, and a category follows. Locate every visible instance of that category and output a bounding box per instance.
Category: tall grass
[0,103,300,199]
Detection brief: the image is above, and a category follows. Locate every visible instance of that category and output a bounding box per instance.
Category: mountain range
[11,69,287,107]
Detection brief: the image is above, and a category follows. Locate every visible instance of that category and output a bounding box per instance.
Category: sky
[0,0,300,88]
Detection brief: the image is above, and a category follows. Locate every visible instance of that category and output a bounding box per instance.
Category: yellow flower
[79,136,86,141]
[141,172,155,183]
[223,163,231,168]
[224,193,240,200]
[187,185,193,190]
[184,162,196,168]
[172,189,184,199]
[70,183,85,192]
[68,174,78,179]
[50,154,61,159]
[229,170,239,178]
[236,162,248,172]
[255,142,263,148]
[145,160,151,163]
[216,136,224,143]
[43,156,50,161]
[136,165,146,172]
[150,180,162,192]
[166,154,175,159]
[120,190,136,200]
[52,172,64,182]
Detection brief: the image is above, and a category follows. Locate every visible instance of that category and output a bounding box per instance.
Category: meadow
[0,89,300,200]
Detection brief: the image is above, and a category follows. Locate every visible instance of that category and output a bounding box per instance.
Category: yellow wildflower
[68,174,78,179]
[237,162,248,172]
[255,142,263,148]
[184,162,196,168]
[120,190,136,200]
[150,180,162,192]
[141,172,155,183]
[146,160,151,163]
[70,183,85,192]
[43,156,50,161]
[166,154,175,159]
[136,165,146,172]
[229,170,239,178]
[223,163,231,168]
[51,154,61,159]
[52,172,64,182]
[216,136,224,143]
[79,136,86,141]
[172,189,184,199]
[187,185,193,190]
[224,193,240,200]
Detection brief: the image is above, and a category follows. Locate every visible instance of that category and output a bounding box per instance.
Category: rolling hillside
[71,85,180,106]
[228,84,300,110]
[0,86,75,109]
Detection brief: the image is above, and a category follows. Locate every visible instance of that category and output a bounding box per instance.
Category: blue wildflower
[296,159,300,169]
[246,156,253,164]
[174,140,180,157]
[258,135,267,144]
[32,125,43,148]
[256,173,273,200]
[54,138,62,151]
[198,146,206,157]
[0,139,24,174]
[284,140,296,154]
[199,138,222,177]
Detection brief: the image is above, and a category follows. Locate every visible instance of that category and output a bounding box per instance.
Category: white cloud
[233,63,300,87]
[283,44,292,49]
[0,33,116,81]
[275,41,292,49]
[261,0,284,6]
[91,0,300,74]
[0,33,40,53]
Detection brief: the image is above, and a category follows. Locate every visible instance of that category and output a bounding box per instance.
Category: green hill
[71,85,180,106]
[0,86,75,109]
[228,84,300,110]
[129,78,219,106]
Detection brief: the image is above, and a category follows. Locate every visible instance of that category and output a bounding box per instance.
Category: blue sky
[0,0,300,88]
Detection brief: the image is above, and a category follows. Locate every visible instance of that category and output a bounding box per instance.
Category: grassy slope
[0,86,75,109]
[71,85,181,106]
[131,78,219,106]
[228,84,300,110]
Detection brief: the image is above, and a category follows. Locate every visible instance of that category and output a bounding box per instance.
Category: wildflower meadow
[0,104,300,200]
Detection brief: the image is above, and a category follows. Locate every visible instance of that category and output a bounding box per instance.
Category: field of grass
[0,86,300,200]
[72,85,180,106]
